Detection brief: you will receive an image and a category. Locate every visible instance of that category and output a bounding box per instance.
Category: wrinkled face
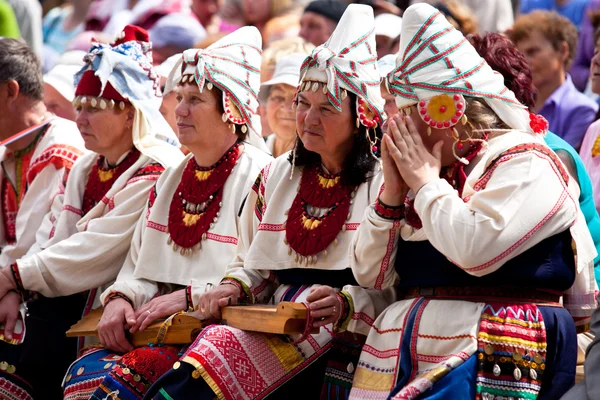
[299,12,335,46]
[515,30,567,90]
[174,83,225,148]
[160,91,178,133]
[192,0,219,27]
[75,102,132,156]
[295,87,355,159]
[380,83,397,122]
[399,105,464,167]
[242,0,271,24]
[44,83,76,121]
[591,37,600,95]
[266,84,296,141]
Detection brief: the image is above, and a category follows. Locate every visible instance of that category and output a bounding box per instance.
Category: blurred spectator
[374,13,402,57]
[0,0,19,38]
[43,50,86,121]
[194,32,228,48]
[410,0,514,34]
[509,10,598,149]
[259,53,304,157]
[85,0,188,36]
[378,54,398,120]
[430,0,478,34]
[356,0,402,15]
[241,0,297,35]
[259,37,313,137]
[156,53,182,136]
[578,14,600,212]
[264,13,301,45]
[461,0,513,33]
[149,13,207,64]
[299,0,347,46]
[191,0,220,29]
[66,30,112,52]
[6,0,42,56]
[42,0,90,65]
[520,0,590,29]
[261,37,314,82]
[572,0,600,91]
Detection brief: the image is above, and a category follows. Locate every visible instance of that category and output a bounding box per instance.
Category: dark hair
[506,10,578,69]
[468,33,536,109]
[288,92,382,187]
[0,38,43,101]
[591,10,600,46]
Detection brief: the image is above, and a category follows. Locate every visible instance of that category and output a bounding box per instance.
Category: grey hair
[464,97,510,132]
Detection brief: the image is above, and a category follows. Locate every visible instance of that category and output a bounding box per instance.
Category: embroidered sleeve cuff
[10,263,25,295]
[103,292,134,308]
[185,285,194,311]
[374,197,405,220]
[221,277,252,304]
[335,291,354,332]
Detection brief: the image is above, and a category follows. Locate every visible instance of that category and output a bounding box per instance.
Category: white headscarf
[299,4,385,123]
[74,25,182,166]
[388,3,532,133]
[166,26,269,152]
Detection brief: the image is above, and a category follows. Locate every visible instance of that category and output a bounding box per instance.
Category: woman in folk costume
[349,4,598,400]
[62,26,273,400]
[0,25,183,398]
[146,5,396,399]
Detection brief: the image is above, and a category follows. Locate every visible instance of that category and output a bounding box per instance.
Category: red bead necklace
[167,142,241,256]
[82,149,140,215]
[284,164,356,265]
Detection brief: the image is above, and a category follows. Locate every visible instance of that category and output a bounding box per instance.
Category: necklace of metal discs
[167,142,241,256]
[82,149,140,215]
[284,164,357,266]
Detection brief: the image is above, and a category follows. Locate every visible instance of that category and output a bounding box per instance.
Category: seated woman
[468,31,600,293]
[350,4,597,399]
[0,26,183,398]
[146,5,396,399]
[62,26,273,400]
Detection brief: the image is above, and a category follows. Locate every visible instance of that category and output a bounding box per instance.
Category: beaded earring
[356,98,382,159]
[417,93,467,137]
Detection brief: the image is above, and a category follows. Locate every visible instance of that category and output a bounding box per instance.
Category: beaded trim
[72,95,127,111]
[185,285,194,311]
[374,198,405,220]
[10,263,25,295]
[103,292,134,308]
[220,277,249,303]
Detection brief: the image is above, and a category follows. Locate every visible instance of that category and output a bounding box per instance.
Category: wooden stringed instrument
[66,302,316,346]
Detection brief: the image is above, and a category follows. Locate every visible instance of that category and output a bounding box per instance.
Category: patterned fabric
[174,26,268,152]
[387,3,531,133]
[148,285,337,400]
[300,4,384,121]
[64,346,179,400]
[1,129,46,244]
[475,304,547,400]
[75,24,181,167]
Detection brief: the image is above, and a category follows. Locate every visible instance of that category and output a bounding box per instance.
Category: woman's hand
[97,298,135,353]
[306,286,342,328]
[386,114,443,193]
[380,130,409,206]
[131,290,188,333]
[0,291,20,341]
[0,268,17,302]
[193,284,240,321]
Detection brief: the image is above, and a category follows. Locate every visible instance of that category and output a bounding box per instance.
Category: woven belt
[402,286,561,305]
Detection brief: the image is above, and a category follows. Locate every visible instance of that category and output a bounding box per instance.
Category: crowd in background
[4,0,600,398]
[1,0,598,212]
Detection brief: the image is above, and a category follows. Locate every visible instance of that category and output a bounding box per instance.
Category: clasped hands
[379,113,443,206]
